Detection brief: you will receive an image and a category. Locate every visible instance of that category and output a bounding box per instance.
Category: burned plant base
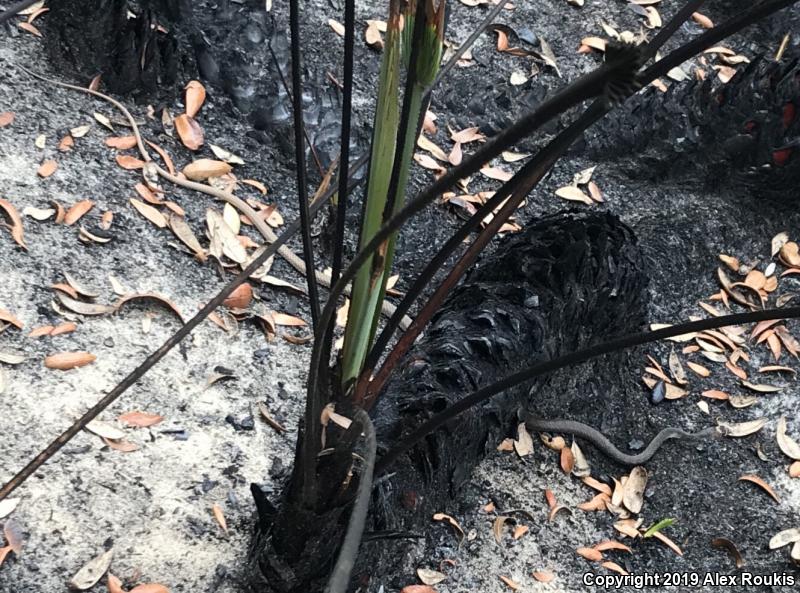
[249,211,648,591]
[42,0,195,96]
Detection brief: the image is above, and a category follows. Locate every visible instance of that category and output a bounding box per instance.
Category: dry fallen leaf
[622,466,648,513]
[432,512,465,542]
[130,198,167,228]
[777,416,800,461]
[531,570,555,583]
[718,418,767,437]
[114,293,186,323]
[499,576,520,591]
[738,474,780,503]
[556,185,593,205]
[183,159,232,181]
[400,587,436,593]
[769,528,800,549]
[116,154,145,170]
[37,159,57,177]
[576,547,603,561]
[118,411,164,428]
[0,112,14,127]
[224,283,254,309]
[105,136,138,150]
[0,309,24,329]
[128,584,170,593]
[653,531,683,556]
[174,113,204,150]
[44,351,96,370]
[0,199,27,250]
[185,80,206,118]
[692,11,714,28]
[64,199,95,226]
[212,503,228,534]
[69,548,114,590]
[711,537,745,568]
[328,18,345,36]
[602,561,630,575]
[0,498,20,520]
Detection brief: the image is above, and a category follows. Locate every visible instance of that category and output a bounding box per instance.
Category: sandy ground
[1,0,800,592]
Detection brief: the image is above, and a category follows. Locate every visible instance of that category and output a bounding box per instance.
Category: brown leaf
[118,411,164,428]
[174,113,204,150]
[130,198,167,228]
[0,198,27,250]
[258,402,287,433]
[686,361,710,377]
[555,185,593,205]
[776,416,800,460]
[224,283,253,309]
[653,531,683,556]
[560,446,574,473]
[0,112,14,127]
[532,570,555,583]
[0,309,24,329]
[0,546,12,567]
[448,141,462,166]
[499,576,520,591]
[432,513,465,542]
[212,503,228,534]
[512,525,528,540]
[146,141,176,175]
[711,537,745,568]
[37,160,57,177]
[577,493,610,511]
[129,585,170,593]
[68,549,114,590]
[480,166,513,181]
[594,540,632,553]
[601,561,629,575]
[18,22,42,36]
[114,292,186,323]
[185,80,206,118]
[272,312,307,327]
[790,461,800,478]
[400,587,436,593]
[29,325,57,339]
[44,351,96,370]
[544,488,557,510]
[576,547,603,561]
[692,11,714,28]
[738,474,780,503]
[701,389,729,400]
[135,183,164,205]
[64,199,95,226]
[183,159,232,181]
[493,515,512,543]
[3,520,24,555]
[105,136,138,150]
[58,135,74,152]
[102,437,139,452]
[168,214,206,261]
[116,154,145,170]
[242,179,268,195]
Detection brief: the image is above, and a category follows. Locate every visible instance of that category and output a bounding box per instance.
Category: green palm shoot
[341,0,445,390]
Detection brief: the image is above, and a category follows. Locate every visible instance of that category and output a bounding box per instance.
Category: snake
[525,413,723,466]
[16,65,411,328]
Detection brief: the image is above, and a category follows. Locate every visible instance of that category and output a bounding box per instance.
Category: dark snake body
[525,416,721,466]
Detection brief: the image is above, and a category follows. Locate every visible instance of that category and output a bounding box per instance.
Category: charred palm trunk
[249,211,649,592]
[43,0,194,95]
